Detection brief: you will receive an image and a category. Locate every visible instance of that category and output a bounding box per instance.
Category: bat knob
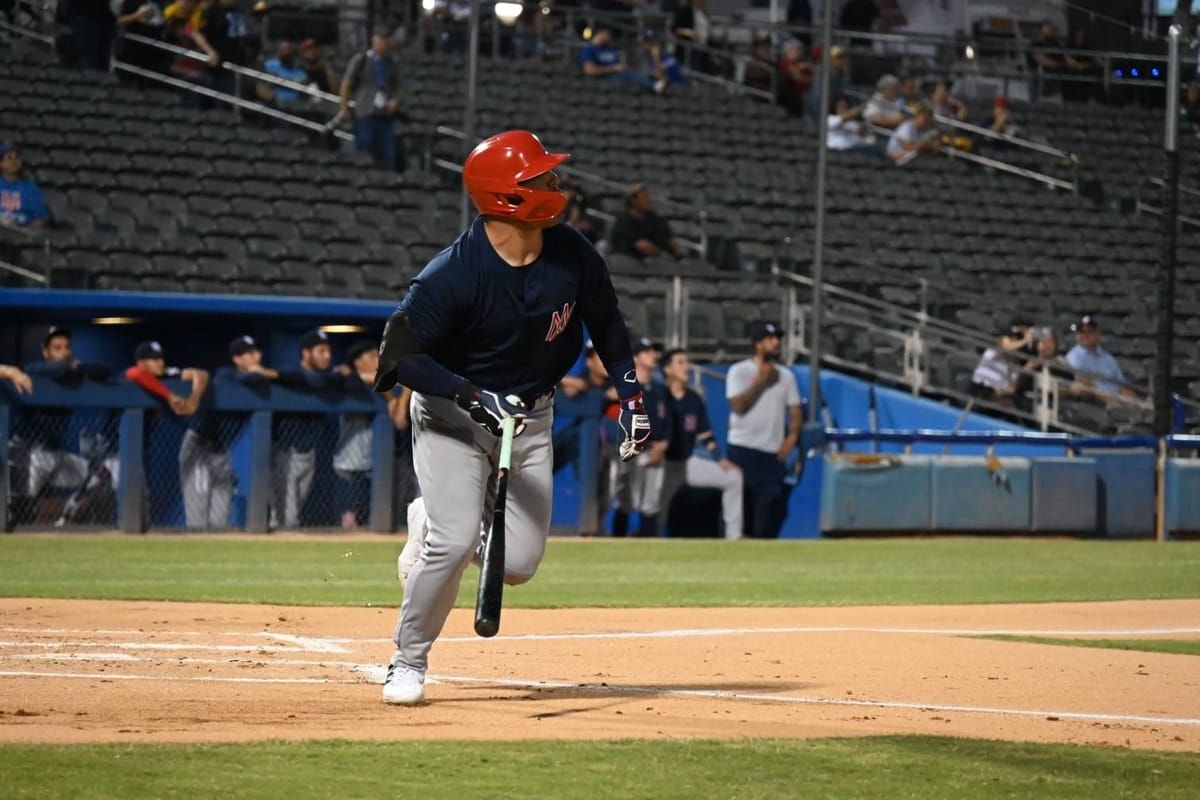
[474,619,499,638]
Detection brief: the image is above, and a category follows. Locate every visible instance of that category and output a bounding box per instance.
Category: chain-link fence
[4,382,420,533]
[6,405,120,528]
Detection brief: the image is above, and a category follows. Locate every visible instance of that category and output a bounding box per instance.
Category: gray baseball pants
[179,430,234,529]
[661,456,745,539]
[393,391,554,671]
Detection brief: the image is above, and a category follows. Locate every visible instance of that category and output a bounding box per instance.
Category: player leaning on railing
[371,130,654,705]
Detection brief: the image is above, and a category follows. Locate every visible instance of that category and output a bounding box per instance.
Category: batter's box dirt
[0,599,1197,750]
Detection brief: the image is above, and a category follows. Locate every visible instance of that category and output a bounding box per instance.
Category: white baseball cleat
[382,661,426,705]
[398,497,428,588]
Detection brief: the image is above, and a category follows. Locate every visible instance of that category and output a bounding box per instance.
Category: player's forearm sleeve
[388,354,467,400]
[124,366,173,400]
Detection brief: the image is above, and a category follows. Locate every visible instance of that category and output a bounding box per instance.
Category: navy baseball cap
[1071,314,1099,331]
[229,335,259,357]
[346,339,377,363]
[0,142,11,158]
[134,341,164,361]
[43,325,71,347]
[751,322,782,343]
[633,336,659,355]
[299,329,329,350]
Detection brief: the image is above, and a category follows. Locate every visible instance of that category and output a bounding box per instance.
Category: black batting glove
[455,383,528,437]
[617,393,651,462]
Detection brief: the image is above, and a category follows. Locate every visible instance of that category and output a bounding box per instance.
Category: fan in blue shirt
[0,143,49,228]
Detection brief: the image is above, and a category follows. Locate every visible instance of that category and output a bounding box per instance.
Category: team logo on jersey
[623,370,637,384]
[544,302,576,342]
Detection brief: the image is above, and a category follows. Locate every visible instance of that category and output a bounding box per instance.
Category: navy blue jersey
[643,380,672,444]
[398,217,636,405]
[664,387,711,461]
[18,360,112,446]
[187,366,264,444]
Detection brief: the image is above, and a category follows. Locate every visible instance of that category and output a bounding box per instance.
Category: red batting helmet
[462,130,570,224]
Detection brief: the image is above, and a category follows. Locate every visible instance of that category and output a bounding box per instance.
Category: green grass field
[2,535,1198,798]
[1,535,1198,607]
[976,636,1200,657]
[2,737,1198,800]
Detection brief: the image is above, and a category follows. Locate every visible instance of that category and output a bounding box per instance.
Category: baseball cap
[42,325,71,347]
[632,336,659,355]
[751,322,782,344]
[626,182,648,198]
[830,46,845,58]
[299,38,317,50]
[371,25,391,38]
[134,341,164,361]
[993,96,1010,109]
[346,339,377,363]
[0,142,10,158]
[229,335,259,357]
[1006,317,1033,336]
[299,329,329,350]
[1071,314,1099,332]
[1032,325,1055,341]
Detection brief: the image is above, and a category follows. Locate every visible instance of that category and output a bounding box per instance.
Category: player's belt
[524,388,556,410]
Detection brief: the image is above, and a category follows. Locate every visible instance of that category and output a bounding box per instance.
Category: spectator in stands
[1014,326,1074,411]
[929,82,966,121]
[826,96,883,157]
[202,0,251,72]
[561,174,598,243]
[0,143,49,230]
[865,74,906,129]
[272,328,344,528]
[660,348,743,540]
[298,38,335,93]
[59,0,119,71]
[840,0,881,46]
[429,0,471,55]
[261,41,308,109]
[787,0,812,45]
[1027,22,1080,99]
[742,38,774,95]
[981,97,1021,144]
[643,29,684,92]
[887,106,939,164]
[340,27,404,170]
[0,364,33,394]
[899,76,920,111]
[1063,26,1103,103]
[725,322,801,539]
[1181,81,1200,135]
[969,320,1033,405]
[805,45,846,121]
[163,0,218,63]
[13,327,112,524]
[776,40,814,116]
[1065,314,1138,404]
[117,2,171,77]
[673,0,711,72]
[579,27,658,92]
[609,183,683,261]
[334,340,382,530]
[609,338,671,538]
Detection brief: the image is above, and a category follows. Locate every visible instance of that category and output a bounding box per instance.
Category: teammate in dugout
[372,130,653,705]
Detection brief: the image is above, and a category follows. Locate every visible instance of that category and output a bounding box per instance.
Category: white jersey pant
[179,429,234,529]
[661,456,745,540]
[26,446,89,496]
[610,453,665,516]
[271,447,315,529]
[393,391,554,671]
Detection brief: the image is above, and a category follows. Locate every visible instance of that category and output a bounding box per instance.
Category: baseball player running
[373,130,651,705]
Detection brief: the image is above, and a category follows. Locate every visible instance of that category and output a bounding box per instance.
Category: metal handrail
[2,21,353,141]
[121,32,350,107]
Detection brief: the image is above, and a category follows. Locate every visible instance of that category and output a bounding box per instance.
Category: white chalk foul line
[0,640,311,654]
[0,670,359,685]
[351,668,1200,729]
[433,626,1200,643]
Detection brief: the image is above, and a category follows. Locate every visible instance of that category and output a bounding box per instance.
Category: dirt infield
[0,599,1197,751]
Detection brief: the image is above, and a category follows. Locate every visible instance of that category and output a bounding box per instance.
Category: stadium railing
[0,222,51,286]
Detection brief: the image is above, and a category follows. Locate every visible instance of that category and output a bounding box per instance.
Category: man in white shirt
[827,97,883,158]
[725,323,803,538]
[887,106,938,164]
[1064,314,1138,404]
[864,74,906,128]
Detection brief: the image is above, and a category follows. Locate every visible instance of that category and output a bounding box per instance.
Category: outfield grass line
[0,670,361,685]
